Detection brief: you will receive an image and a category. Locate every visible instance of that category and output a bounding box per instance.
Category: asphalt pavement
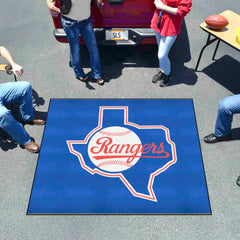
[0,0,240,239]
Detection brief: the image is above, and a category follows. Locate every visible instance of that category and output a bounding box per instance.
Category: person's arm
[96,0,104,7]
[154,0,178,15]
[0,46,23,76]
[46,0,61,14]
[154,0,192,17]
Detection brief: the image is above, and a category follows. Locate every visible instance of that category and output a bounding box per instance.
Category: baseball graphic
[88,126,142,172]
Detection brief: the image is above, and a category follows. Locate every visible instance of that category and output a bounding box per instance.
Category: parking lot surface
[0,0,240,239]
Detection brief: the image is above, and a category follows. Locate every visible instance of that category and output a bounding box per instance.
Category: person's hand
[154,0,166,10]
[96,0,104,7]
[47,0,61,14]
[11,63,23,77]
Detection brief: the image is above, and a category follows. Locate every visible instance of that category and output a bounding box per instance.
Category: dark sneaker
[159,73,172,87]
[152,69,164,83]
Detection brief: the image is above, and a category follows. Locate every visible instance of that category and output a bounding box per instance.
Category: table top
[200,10,240,51]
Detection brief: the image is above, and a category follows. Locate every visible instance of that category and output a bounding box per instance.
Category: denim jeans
[155,31,177,75]
[61,16,102,79]
[215,94,240,137]
[0,81,34,145]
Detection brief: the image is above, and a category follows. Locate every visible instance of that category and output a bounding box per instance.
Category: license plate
[105,30,129,41]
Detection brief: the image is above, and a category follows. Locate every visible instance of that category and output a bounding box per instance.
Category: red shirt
[151,0,192,36]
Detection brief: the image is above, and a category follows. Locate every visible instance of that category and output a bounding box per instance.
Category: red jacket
[151,0,192,36]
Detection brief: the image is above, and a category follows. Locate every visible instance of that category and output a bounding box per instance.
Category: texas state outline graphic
[67,106,177,202]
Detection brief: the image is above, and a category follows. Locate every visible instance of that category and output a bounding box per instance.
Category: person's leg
[80,18,102,80]
[152,32,177,85]
[61,17,86,78]
[0,81,34,122]
[215,94,240,136]
[204,95,240,143]
[152,31,164,83]
[0,104,31,146]
[158,35,177,75]
[155,31,161,48]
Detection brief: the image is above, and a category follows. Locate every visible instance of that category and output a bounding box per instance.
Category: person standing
[46,0,104,85]
[151,0,192,87]
[0,46,45,153]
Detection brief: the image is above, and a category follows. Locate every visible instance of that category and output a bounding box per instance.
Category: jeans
[215,94,240,137]
[155,31,177,75]
[0,81,34,146]
[61,17,102,79]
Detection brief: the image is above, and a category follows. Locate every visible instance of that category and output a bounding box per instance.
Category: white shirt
[63,0,91,21]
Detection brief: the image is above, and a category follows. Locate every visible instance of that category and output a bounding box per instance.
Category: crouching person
[0,46,45,153]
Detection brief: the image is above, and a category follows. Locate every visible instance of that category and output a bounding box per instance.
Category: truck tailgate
[91,0,155,28]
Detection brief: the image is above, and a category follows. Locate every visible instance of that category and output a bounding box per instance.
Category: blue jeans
[61,17,102,79]
[215,94,240,137]
[0,81,34,146]
[155,31,177,75]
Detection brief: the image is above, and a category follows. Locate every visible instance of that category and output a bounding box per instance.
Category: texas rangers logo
[67,106,177,202]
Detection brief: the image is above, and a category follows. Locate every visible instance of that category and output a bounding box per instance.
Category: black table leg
[195,33,218,71]
[212,39,221,60]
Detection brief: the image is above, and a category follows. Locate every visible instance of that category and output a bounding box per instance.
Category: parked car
[49,0,156,45]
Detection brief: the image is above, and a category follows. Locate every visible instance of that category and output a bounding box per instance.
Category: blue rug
[28,99,211,214]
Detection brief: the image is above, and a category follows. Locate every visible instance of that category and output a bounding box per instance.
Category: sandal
[96,78,104,86]
[76,75,88,82]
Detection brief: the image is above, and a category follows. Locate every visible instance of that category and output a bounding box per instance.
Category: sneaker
[159,73,172,87]
[152,69,164,83]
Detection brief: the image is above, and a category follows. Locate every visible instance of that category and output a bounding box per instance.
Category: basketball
[205,15,229,30]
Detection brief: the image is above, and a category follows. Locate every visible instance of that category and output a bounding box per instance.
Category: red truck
[49,0,156,45]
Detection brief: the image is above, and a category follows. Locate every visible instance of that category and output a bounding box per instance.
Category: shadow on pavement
[203,55,240,94]
[231,127,240,141]
[169,19,198,87]
[0,129,18,151]
[32,89,45,109]
[80,44,159,85]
